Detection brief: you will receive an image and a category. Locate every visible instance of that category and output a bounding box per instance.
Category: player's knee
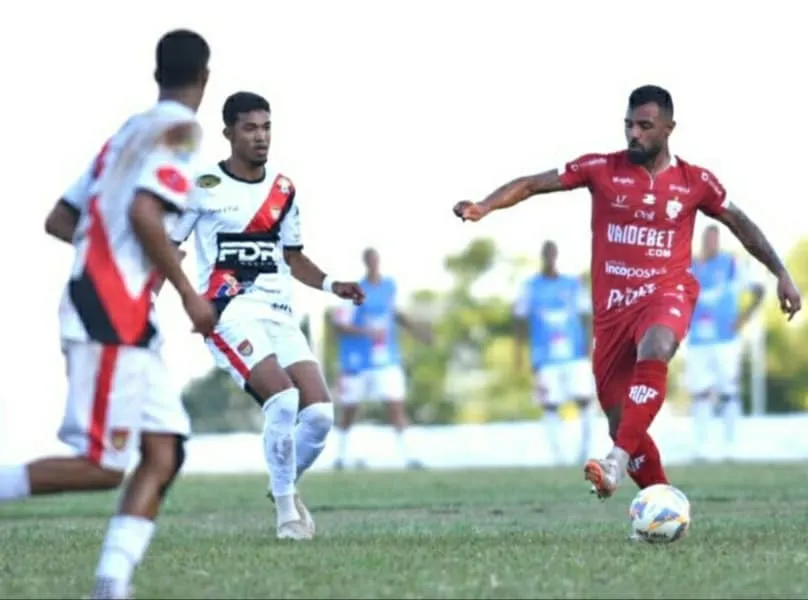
[158,436,186,498]
[93,464,126,490]
[247,356,295,401]
[299,401,334,440]
[637,325,678,361]
[141,434,186,492]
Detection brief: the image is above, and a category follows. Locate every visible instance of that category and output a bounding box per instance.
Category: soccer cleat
[584,458,619,499]
[627,531,642,542]
[277,519,313,540]
[294,494,316,537]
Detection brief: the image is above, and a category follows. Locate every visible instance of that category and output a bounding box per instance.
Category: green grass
[2,463,808,598]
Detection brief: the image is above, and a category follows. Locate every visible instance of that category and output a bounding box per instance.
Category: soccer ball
[629,484,691,544]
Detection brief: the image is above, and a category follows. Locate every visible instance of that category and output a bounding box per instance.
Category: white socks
[0,465,31,502]
[543,410,562,464]
[262,388,300,525]
[721,395,741,452]
[295,403,334,479]
[578,402,593,460]
[94,515,155,597]
[692,397,712,458]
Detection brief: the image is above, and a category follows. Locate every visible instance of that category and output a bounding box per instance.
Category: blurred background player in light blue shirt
[330,248,432,470]
[685,225,764,460]
[513,241,595,465]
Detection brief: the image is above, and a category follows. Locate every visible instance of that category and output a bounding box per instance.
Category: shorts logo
[110,428,129,451]
[237,339,253,356]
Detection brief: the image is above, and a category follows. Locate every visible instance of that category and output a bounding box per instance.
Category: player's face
[364,249,380,273]
[229,110,271,167]
[542,243,558,267]
[702,228,720,257]
[624,103,673,165]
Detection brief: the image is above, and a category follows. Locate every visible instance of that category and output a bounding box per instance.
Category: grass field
[2,463,808,598]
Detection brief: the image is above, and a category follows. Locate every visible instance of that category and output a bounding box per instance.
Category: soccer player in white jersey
[513,241,595,465]
[1,30,216,599]
[686,225,764,460]
[171,92,364,541]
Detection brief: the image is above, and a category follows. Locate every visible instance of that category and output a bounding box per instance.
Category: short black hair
[628,85,674,119]
[222,92,271,127]
[155,29,210,89]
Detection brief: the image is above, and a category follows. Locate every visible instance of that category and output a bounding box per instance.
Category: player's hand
[182,292,218,335]
[776,272,802,321]
[333,281,365,305]
[452,201,489,222]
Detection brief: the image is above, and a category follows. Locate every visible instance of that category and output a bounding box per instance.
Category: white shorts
[685,340,742,396]
[58,341,190,472]
[207,317,316,389]
[339,365,407,405]
[534,359,595,407]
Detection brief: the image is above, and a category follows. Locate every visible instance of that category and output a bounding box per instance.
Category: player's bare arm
[44,200,80,243]
[284,248,365,304]
[395,310,432,343]
[715,202,802,319]
[513,315,528,371]
[130,192,216,333]
[453,169,566,222]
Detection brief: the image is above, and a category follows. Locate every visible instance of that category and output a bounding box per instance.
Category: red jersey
[557,150,729,326]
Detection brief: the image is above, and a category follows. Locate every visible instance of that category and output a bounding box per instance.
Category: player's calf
[0,457,123,503]
[247,355,309,536]
[93,434,185,599]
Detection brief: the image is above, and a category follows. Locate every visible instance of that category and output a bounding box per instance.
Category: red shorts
[593,284,697,412]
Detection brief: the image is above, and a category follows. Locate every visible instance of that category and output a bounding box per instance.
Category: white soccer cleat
[294,494,316,536]
[276,519,313,540]
[584,458,620,499]
[89,579,133,599]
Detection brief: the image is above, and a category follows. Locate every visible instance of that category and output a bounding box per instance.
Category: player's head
[701,225,720,259]
[625,85,675,165]
[541,240,558,271]
[154,30,210,100]
[363,247,380,276]
[222,92,272,167]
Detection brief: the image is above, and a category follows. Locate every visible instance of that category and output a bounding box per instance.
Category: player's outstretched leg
[286,360,335,536]
[91,433,185,600]
[247,354,311,540]
[585,324,677,498]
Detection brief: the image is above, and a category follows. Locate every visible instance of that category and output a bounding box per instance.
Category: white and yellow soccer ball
[629,483,691,544]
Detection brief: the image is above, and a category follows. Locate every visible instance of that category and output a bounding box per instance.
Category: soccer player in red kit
[453,85,801,500]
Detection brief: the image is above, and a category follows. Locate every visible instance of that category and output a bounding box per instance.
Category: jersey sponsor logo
[156,166,190,194]
[634,209,655,221]
[606,283,657,310]
[215,233,280,273]
[607,223,674,258]
[604,261,665,279]
[196,174,222,189]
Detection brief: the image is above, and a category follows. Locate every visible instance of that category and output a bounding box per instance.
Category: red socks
[615,359,670,488]
[626,433,669,488]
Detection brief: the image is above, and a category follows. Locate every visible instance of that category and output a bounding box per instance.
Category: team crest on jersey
[196,174,221,189]
[666,198,683,220]
[277,177,291,194]
[237,339,254,356]
[110,428,129,451]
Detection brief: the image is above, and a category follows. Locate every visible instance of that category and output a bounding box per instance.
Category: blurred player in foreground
[513,241,595,465]
[686,225,764,460]
[331,248,432,470]
[4,30,215,599]
[454,84,800,505]
[170,92,363,540]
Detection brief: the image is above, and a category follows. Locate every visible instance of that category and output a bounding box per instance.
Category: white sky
[0,0,806,461]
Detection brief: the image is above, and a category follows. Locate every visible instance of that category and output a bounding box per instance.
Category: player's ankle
[274,493,300,525]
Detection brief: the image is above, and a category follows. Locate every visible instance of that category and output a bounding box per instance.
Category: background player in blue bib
[685,225,764,460]
[331,248,432,469]
[513,241,595,465]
